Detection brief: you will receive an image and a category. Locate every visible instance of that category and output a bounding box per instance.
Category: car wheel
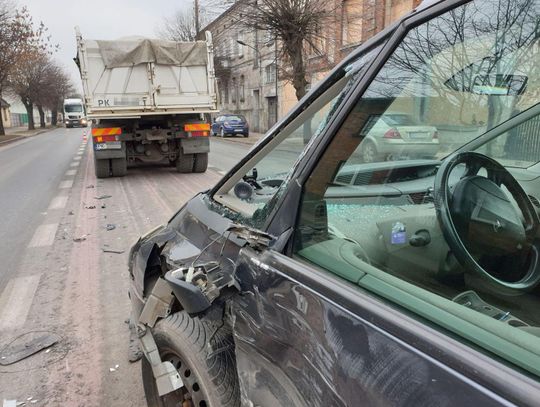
[176,151,194,173]
[111,157,127,177]
[94,158,110,178]
[193,153,208,173]
[220,127,225,138]
[142,311,240,407]
[243,132,249,138]
[361,141,378,163]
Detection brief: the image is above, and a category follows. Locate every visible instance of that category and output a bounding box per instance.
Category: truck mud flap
[180,138,210,154]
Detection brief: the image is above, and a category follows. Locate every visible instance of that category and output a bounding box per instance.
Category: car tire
[193,153,208,173]
[142,311,240,407]
[95,158,110,178]
[220,127,225,138]
[176,152,194,173]
[361,140,379,163]
[243,133,249,138]
[111,157,127,177]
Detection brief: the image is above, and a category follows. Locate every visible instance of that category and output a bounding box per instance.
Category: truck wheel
[142,311,240,407]
[95,158,110,178]
[193,153,208,173]
[111,157,127,177]
[176,153,193,173]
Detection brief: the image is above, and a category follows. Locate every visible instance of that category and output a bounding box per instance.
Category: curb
[210,134,264,146]
[0,128,53,146]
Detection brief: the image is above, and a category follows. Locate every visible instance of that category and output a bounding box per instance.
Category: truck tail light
[92,127,121,142]
[383,128,402,139]
[185,123,210,137]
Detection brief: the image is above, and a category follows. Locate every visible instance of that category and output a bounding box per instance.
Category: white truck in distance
[63,98,87,128]
[75,29,217,178]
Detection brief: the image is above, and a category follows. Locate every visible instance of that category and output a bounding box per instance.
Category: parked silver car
[358,113,439,162]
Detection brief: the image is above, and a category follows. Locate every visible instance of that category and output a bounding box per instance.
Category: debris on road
[0,333,59,366]
[86,185,95,189]
[85,205,96,209]
[73,235,87,242]
[94,194,112,200]
[109,364,119,372]
[105,224,116,231]
[68,211,74,215]
[102,248,124,254]
[101,203,106,209]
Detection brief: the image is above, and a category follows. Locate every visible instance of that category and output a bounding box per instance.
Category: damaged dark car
[129,0,540,405]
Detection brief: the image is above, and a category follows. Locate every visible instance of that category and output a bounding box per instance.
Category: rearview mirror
[471,74,528,96]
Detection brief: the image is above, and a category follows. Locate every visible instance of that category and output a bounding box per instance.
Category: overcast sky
[19,0,191,91]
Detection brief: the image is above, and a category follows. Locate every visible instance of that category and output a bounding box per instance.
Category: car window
[293,0,540,377]
[224,115,245,121]
[212,46,384,228]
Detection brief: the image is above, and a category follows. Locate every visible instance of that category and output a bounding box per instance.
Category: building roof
[0,98,10,108]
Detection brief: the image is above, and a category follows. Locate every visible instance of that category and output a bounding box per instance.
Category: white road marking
[66,169,77,176]
[28,223,58,247]
[70,161,80,167]
[0,275,41,330]
[76,152,83,156]
[59,179,73,189]
[218,170,226,175]
[73,156,82,161]
[48,195,68,209]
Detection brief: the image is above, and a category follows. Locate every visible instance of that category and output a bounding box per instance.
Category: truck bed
[75,30,217,118]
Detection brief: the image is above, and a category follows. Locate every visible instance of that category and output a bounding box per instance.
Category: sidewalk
[214,131,266,146]
[0,125,55,145]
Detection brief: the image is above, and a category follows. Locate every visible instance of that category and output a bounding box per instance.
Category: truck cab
[63,98,87,128]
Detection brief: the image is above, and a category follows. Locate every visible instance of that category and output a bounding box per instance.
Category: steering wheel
[434,152,540,292]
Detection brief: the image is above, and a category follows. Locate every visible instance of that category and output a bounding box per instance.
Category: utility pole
[194,0,200,35]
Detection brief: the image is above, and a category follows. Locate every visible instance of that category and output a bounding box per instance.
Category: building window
[263,30,274,46]
[231,77,237,103]
[265,64,276,84]
[342,0,363,45]
[240,75,245,102]
[238,32,245,58]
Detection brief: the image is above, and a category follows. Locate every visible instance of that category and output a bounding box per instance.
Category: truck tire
[111,157,127,177]
[95,158,110,178]
[176,153,193,173]
[142,311,240,407]
[193,153,208,173]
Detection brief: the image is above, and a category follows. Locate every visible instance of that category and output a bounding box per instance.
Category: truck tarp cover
[96,38,207,68]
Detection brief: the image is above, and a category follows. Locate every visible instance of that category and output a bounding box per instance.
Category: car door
[224,0,540,405]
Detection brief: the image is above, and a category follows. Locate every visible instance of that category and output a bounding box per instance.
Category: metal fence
[9,112,28,127]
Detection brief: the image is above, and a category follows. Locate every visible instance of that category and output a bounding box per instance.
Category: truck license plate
[95,142,122,150]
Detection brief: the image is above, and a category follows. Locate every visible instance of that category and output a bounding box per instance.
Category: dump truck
[75,29,216,178]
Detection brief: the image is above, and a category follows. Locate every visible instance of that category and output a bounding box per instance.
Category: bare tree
[42,62,74,126]
[156,0,235,41]
[156,8,200,41]
[239,0,332,101]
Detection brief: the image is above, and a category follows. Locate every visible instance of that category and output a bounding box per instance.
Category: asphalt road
[0,129,237,406]
[0,128,84,289]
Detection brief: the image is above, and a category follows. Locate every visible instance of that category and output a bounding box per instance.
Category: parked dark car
[211,114,249,137]
[129,1,540,406]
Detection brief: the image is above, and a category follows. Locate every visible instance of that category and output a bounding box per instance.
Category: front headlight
[81,119,87,124]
